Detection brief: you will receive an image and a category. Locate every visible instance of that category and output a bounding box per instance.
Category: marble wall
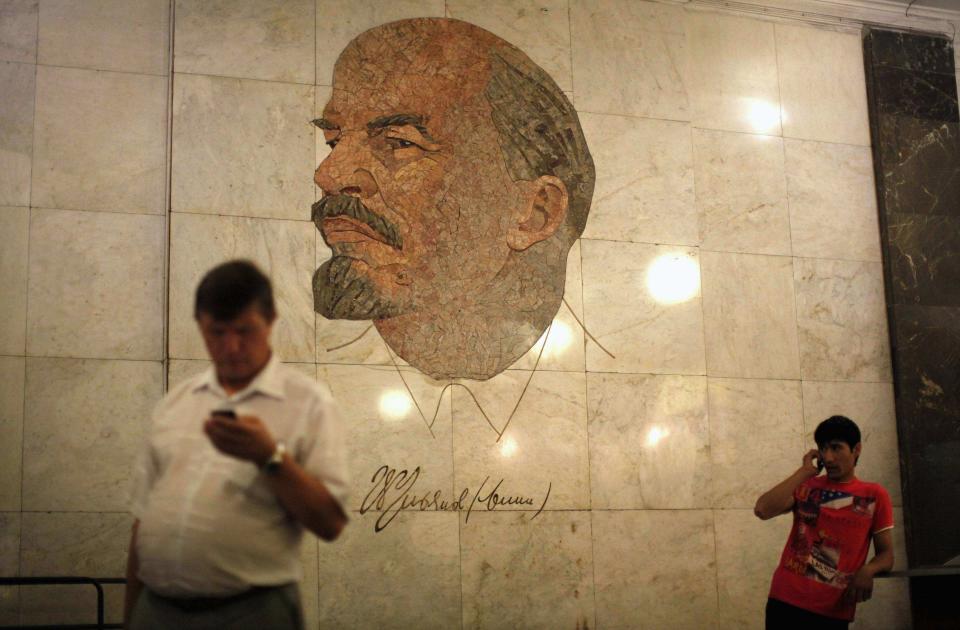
[0,1,931,628]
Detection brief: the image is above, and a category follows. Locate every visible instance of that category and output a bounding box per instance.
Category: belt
[150,584,289,612]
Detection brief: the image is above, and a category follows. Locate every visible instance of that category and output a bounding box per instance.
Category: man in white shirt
[124,260,349,630]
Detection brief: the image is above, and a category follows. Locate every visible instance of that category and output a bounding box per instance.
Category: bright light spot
[533,321,574,359]
[500,436,519,458]
[646,254,700,304]
[378,390,411,420]
[645,425,670,448]
[744,98,781,134]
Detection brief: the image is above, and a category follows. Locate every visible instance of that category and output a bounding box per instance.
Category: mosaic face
[312,18,594,380]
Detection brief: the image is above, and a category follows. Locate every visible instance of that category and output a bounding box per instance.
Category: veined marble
[588,373,709,509]
[0,357,24,511]
[0,62,34,207]
[31,66,167,215]
[38,0,169,75]
[0,207,28,354]
[171,74,314,220]
[175,0,314,84]
[579,113,697,246]
[0,0,37,64]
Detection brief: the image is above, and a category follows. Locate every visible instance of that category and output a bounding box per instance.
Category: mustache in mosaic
[311,195,403,250]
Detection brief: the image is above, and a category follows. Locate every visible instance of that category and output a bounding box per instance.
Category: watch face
[264,442,286,473]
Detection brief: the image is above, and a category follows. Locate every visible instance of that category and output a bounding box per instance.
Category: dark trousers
[766,598,850,630]
[129,583,303,630]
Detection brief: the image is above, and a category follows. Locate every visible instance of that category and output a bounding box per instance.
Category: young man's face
[819,439,861,482]
[197,304,273,386]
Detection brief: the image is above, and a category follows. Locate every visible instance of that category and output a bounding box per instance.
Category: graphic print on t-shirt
[786,486,877,589]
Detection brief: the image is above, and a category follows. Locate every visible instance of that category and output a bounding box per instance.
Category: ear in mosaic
[312,18,595,381]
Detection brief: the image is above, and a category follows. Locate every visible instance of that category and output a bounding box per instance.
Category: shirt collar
[192,353,286,402]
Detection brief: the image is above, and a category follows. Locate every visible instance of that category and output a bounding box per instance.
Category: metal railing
[0,576,125,629]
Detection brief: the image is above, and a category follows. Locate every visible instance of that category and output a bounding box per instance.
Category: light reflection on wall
[645,425,670,448]
[499,436,519,458]
[743,97,782,134]
[378,389,412,421]
[646,253,700,304]
[530,320,573,359]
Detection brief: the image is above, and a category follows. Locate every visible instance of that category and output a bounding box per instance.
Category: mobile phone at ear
[212,408,236,420]
[816,455,824,473]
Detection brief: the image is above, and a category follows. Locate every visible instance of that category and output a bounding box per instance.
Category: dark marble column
[863,27,960,628]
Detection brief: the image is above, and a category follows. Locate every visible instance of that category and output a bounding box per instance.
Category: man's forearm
[862,549,895,576]
[754,467,816,520]
[265,455,346,540]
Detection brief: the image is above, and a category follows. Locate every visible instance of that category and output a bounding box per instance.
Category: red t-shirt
[769,476,894,621]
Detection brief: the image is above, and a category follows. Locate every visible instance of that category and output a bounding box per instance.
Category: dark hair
[814,415,862,451]
[194,260,276,322]
[484,44,595,244]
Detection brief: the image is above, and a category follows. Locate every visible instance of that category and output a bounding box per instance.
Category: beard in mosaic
[312,18,595,380]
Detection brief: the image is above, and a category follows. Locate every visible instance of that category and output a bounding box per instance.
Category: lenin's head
[312,18,594,380]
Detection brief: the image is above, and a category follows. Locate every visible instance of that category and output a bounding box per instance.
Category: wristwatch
[262,441,286,474]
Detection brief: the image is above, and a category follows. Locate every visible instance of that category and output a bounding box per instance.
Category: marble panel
[22,358,162,511]
[168,212,316,362]
[31,66,167,214]
[785,138,881,262]
[175,0,313,84]
[850,507,910,629]
[593,510,717,629]
[801,381,902,506]
[692,128,790,255]
[581,240,705,375]
[19,512,130,626]
[512,239,585,372]
[452,370,587,510]
[687,11,781,135]
[775,24,870,146]
[877,117,960,217]
[299,535,319,630]
[315,0,445,86]
[0,357,24,511]
[0,512,19,625]
[0,0,37,63]
[26,209,165,360]
[886,213,960,306]
[587,373,709,509]
[0,62,35,207]
[461,511,593,630]
[868,29,955,75]
[316,364,453,513]
[0,207,29,354]
[714,509,790,629]
[38,0,169,75]
[579,113,697,246]
[701,251,800,379]
[171,74,314,220]
[317,512,459,629]
[794,258,891,382]
[571,0,688,120]
[709,378,804,509]
[447,0,571,92]
[167,358,314,388]
[872,65,958,122]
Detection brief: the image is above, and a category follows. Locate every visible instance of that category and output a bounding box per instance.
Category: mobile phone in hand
[816,454,824,473]
[212,408,236,421]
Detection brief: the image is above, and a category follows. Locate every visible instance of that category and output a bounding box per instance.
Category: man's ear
[507,175,568,252]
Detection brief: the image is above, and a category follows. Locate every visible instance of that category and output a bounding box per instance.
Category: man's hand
[203,414,275,466]
[802,448,820,475]
[844,567,874,604]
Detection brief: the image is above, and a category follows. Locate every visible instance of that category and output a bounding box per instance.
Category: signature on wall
[360,465,552,533]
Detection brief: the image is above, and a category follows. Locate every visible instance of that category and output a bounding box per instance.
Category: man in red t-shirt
[754,415,895,628]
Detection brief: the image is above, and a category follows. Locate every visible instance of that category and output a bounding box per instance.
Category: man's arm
[204,415,347,541]
[123,520,143,628]
[845,528,895,604]
[753,449,820,520]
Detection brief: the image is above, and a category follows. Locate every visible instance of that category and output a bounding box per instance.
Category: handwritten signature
[360,465,552,532]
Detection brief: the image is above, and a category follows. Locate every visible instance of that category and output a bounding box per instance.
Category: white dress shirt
[130,354,349,598]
